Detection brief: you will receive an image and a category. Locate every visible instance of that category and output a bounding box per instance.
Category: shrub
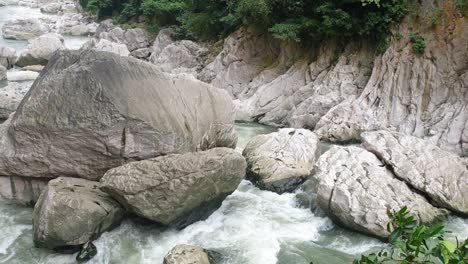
[410,33,426,54]
[354,207,468,264]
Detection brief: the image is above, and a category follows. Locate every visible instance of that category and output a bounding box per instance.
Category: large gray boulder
[92,39,130,57]
[163,245,211,264]
[33,177,124,250]
[243,128,320,193]
[16,33,66,67]
[0,46,17,69]
[313,145,446,238]
[0,50,237,182]
[361,130,468,215]
[100,148,246,228]
[0,81,32,119]
[2,18,48,40]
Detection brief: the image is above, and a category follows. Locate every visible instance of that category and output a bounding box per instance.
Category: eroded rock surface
[361,130,468,214]
[0,50,237,181]
[163,245,211,264]
[243,128,320,193]
[313,145,446,238]
[100,148,246,228]
[33,177,124,249]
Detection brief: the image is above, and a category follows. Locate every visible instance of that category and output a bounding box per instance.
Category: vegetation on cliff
[80,0,408,45]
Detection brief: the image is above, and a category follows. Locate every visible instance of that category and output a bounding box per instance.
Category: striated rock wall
[315,1,468,156]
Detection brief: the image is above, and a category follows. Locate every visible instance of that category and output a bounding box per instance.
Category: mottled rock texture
[243,128,320,193]
[163,245,211,264]
[361,130,468,214]
[313,145,446,238]
[100,148,246,228]
[0,50,237,182]
[16,33,66,67]
[33,177,124,249]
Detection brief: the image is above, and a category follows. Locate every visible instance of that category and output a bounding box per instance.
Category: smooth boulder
[313,146,446,238]
[2,18,47,40]
[16,33,66,67]
[100,148,246,228]
[33,177,124,250]
[361,130,468,214]
[163,245,211,264]
[243,128,320,193]
[6,70,39,81]
[0,50,237,181]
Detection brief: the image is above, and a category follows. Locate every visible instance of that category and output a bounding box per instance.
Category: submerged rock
[76,241,98,262]
[243,128,320,193]
[100,148,246,228]
[0,50,237,181]
[361,130,468,214]
[2,18,48,40]
[313,145,446,238]
[33,177,124,250]
[16,33,66,67]
[163,244,211,264]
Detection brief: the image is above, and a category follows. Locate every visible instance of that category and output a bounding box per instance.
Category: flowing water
[0,6,89,51]
[0,5,467,264]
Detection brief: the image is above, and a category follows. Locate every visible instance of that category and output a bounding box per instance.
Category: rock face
[0,81,32,119]
[361,130,468,214]
[2,18,48,40]
[100,148,246,228]
[163,245,211,264]
[316,4,468,156]
[0,50,237,182]
[198,27,373,126]
[0,46,17,68]
[313,145,446,238]
[92,39,130,57]
[0,175,48,205]
[243,128,320,193]
[16,33,66,67]
[33,177,124,249]
[0,65,5,81]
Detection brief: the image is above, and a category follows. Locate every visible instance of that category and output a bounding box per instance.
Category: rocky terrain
[0,0,466,263]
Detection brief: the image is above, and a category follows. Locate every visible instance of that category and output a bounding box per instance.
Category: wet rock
[40,2,60,13]
[163,244,211,264]
[93,39,129,57]
[100,148,246,228]
[2,18,48,40]
[7,70,39,81]
[76,242,98,262]
[313,145,446,238]
[243,128,320,193]
[16,33,66,67]
[0,46,17,68]
[361,130,468,214]
[0,50,237,181]
[0,175,48,205]
[33,177,124,249]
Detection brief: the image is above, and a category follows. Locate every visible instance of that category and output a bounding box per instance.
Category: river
[0,4,467,264]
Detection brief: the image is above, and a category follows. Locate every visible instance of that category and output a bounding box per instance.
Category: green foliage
[354,207,468,264]
[81,0,409,45]
[410,33,426,54]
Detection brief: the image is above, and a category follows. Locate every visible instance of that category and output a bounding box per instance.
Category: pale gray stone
[243,128,320,193]
[163,245,211,264]
[7,70,39,81]
[313,145,446,238]
[361,130,468,214]
[0,81,32,119]
[33,177,124,249]
[2,18,48,40]
[16,33,66,67]
[100,148,246,228]
[0,46,17,69]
